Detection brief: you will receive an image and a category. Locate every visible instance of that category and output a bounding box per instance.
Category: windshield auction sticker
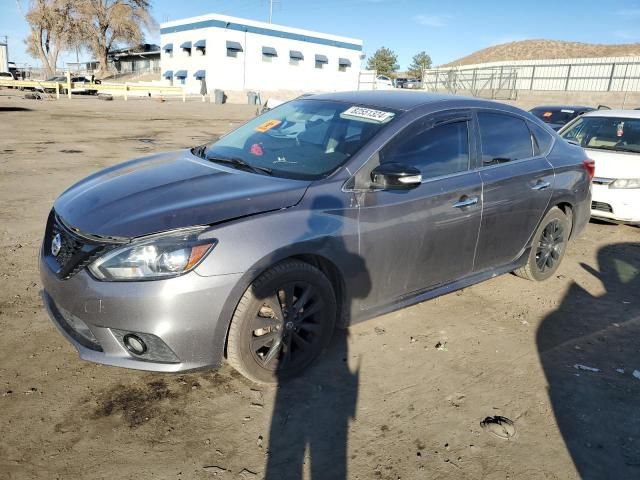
[340,106,395,124]
[256,119,282,133]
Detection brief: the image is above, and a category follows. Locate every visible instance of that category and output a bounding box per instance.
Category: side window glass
[478,112,533,164]
[528,121,554,155]
[380,121,470,179]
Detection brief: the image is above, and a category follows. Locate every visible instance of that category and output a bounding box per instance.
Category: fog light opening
[123,334,147,355]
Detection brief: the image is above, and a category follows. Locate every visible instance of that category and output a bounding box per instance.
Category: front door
[356,111,483,311]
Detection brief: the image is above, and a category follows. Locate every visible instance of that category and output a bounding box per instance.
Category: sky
[2,0,640,70]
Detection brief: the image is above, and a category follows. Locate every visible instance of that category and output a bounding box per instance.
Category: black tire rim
[249,281,325,372]
[535,219,565,273]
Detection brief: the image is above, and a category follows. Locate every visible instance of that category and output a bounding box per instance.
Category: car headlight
[609,178,640,189]
[89,230,216,281]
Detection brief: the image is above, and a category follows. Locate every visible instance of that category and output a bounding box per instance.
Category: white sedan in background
[375,75,395,89]
[560,109,640,225]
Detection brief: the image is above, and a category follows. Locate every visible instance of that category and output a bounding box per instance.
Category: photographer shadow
[264,195,371,480]
[537,242,640,479]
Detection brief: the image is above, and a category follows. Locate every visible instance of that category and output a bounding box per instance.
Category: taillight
[583,159,595,181]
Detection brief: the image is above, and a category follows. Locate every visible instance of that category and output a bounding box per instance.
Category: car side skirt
[350,248,530,325]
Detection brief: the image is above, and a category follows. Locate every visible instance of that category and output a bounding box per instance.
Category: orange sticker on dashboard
[255,119,281,132]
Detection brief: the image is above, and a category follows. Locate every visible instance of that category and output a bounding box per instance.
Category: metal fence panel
[424,58,640,95]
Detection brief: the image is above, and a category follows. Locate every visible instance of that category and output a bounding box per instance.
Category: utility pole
[268,0,281,23]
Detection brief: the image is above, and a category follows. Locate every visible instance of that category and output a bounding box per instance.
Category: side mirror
[371,162,422,189]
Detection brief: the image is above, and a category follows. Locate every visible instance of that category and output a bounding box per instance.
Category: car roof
[307,90,509,112]
[530,105,594,111]
[582,109,640,119]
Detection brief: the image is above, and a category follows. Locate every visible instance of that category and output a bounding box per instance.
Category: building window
[180,41,192,57]
[262,46,277,62]
[175,70,187,85]
[195,40,206,56]
[338,58,351,72]
[289,50,304,65]
[315,54,328,69]
[226,41,243,58]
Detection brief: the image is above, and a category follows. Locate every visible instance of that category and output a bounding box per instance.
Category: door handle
[453,196,479,208]
[531,181,551,191]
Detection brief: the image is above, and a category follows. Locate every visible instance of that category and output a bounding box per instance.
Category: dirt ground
[0,92,639,480]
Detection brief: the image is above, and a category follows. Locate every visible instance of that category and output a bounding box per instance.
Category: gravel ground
[0,92,639,480]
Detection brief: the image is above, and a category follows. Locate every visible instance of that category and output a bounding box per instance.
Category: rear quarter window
[528,121,555,156]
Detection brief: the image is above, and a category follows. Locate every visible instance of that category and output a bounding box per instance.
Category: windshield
[560,116,640,153]
[530,108,582,126]
[200,99,397,180]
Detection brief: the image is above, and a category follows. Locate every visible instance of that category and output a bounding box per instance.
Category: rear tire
[514,207,571,281]
[226,260,336,384]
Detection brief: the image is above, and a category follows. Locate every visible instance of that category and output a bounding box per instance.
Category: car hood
[54,150,311,238]
[585,148,640,179]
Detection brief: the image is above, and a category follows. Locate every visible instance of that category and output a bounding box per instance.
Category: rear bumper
[40,254,242,372]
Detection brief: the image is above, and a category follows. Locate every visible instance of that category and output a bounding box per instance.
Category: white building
[160,13,363,95]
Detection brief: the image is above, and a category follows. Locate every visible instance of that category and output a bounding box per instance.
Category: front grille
[43,210,112,279]
[592,201,613,213]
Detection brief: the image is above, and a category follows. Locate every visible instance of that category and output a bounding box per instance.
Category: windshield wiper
[206,155,273,175]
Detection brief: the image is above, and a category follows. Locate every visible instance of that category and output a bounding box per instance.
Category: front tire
[226,260,337,383]
[514,207,571,281]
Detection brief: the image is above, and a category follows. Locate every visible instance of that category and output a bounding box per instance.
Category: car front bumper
[591,183,640,224]
[40,254,243,372]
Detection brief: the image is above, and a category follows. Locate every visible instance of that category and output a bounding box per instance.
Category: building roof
[108,44,160,59]
[160,13,363,51]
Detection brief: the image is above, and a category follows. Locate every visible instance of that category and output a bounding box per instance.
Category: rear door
[357,110,483,309]
[473,110,554,272]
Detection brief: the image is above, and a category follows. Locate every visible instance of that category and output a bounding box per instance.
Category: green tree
[366,47,399,76]
[408,51,432,80]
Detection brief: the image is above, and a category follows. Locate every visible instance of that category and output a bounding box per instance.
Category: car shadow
[537,242,640,478]
[264,195,371,480]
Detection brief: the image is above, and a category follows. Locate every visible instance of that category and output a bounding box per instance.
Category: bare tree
[76,0,156,77]
[23,0,76,76]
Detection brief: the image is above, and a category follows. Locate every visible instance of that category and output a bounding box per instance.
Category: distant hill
[443,39,640,67]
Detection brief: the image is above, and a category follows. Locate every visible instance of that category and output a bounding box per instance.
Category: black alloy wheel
[227,260,336,383]
[535,219,565,273]
[514,207,571,281]
[249,281,325,371]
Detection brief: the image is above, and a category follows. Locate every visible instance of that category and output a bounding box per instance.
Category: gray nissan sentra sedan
[40,91,592,383]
